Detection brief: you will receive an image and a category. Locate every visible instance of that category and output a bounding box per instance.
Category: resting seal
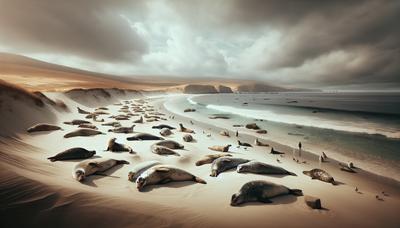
[48,147,96,162]
[179,123,194,133]
[101,121,121,127]
[303,168,336,185]
[128,161,162,182]
[231,180,303,206]
[135,165,206,191]
[152,124,176,130]
[73,158,129,182]
[270,147,285,155]
[195,153,232,166]
[108,125,135,133]
[127,133,164,141]
[237,161,296,176]
[64,129,103,138]
[77,107,91,114]
[210,157,250,177]
[183,134,193,142]
[154,140,184,149]
[27,123,62,133]
[78,123,98,129]
[208,144,231,152]
[160,128,172,136]
[106,137,135,153]
[238,140,252,147]
[133,116,143,123]
[220,130,230,137]
[151,145,180,156]
[63,119,91,125]
[255,138,269,147]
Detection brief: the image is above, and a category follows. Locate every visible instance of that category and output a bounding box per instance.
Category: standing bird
[235,130,239,137]
[298,141,302,157]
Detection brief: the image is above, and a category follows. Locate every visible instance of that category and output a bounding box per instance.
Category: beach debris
[304,195,322,209]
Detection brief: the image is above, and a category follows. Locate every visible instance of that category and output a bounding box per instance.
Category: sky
[0,0,399,90]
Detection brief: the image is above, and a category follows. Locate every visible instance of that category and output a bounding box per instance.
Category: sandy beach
[1,86,399,228]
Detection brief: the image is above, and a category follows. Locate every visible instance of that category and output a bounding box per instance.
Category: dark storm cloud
[0,0,148,62]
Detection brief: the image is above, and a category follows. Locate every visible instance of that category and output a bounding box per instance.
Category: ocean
[165,92,400,181]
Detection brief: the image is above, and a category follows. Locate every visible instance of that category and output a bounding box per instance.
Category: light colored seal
[108,125,135,133]
[179,123,194,133]
[151,145,180,156]
[303,168,336,185]
[73,158,129,182]
[27,123,62,133]
[208,144,231,152]
[48,147,96,162]
[160,128,172,136]
[210,157,250,177]
[126,133,164,141]
[78,123,98,129]
[195,153,232,166]
[106,137,135,154]
[128,161,162,182]
[154,140,184,149]
[182,134,193,142]
[237,161,296,176]
[63,119,91,125]
[64,129,103,138]
[101,121,121,127]
[135,165,206,191]
[230,180,303,206]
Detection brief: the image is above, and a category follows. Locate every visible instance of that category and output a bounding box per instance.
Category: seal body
[78,123,98,129]
[64,129,103,138]
[183,134,193,142]
[64,119,91,125]
[27,123,62,133]
[195,153,232,166]
[128,161,162,182]
[237,161,296,176]
[127,133,164,141]
[48,147,95,162]
[231,180,303,206]
[154,140,184,149]
[151,145,180,156]
[255,138,269,147]
[152,124,176,130]
[73,158,129,182]
[303,168,335,184]
[135,165,206,191]
[179,123,194,133]
[106,138,134,153]
[208,145,231,152]
[210,157,250,177]
[101,121,121,127]
[108,125,135,133]
[77,107,91,114]
[160,128,172,136]
[238,140,252,147]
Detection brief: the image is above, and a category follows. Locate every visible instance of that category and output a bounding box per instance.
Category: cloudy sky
[0,0,399,89]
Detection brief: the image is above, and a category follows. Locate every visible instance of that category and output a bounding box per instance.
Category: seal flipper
[289,189,303,196]
[116,160,130,165]
[258,196,272,204]
[47,156,57,162]
[287,171,297,176]
[194,176,207,184]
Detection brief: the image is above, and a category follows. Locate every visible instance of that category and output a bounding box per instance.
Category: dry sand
[1,85,399,228]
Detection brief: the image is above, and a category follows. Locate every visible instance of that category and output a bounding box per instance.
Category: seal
[106,137,135,153]
[255,138,269,147]
[127,133,164,141]
[270,147,285,155]
[160,128,172,136]
[208,144,231,152]
[179,123,194,133]
[128,161,162,182]
[77,107,91,114]
[48,147,96,162]
[73,158,129,182]
[237,161,296,176]
[210,157,250,177]
[152,124,176,130]
[151,145,180,156]
[108,125,135,133]
[63,119,91,125]
[220,130,230,137]
[78,123,98,129]
[27,123,62,133]
[64,129,103,138]
[256,129,267,134]
[195,153,232,166]
[135,165,206,191]
[182,134,193,142]
[133,116,143,123]
[303,168,336,185]
[101,121,121,127]
[154,140,184,149]
[230,180,303,206]
[238,140,252,147]
[245,123,260,130]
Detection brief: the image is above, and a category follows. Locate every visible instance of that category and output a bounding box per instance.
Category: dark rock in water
[245,123,260,130]
[304,195,322,209]
[183,84,218,94]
